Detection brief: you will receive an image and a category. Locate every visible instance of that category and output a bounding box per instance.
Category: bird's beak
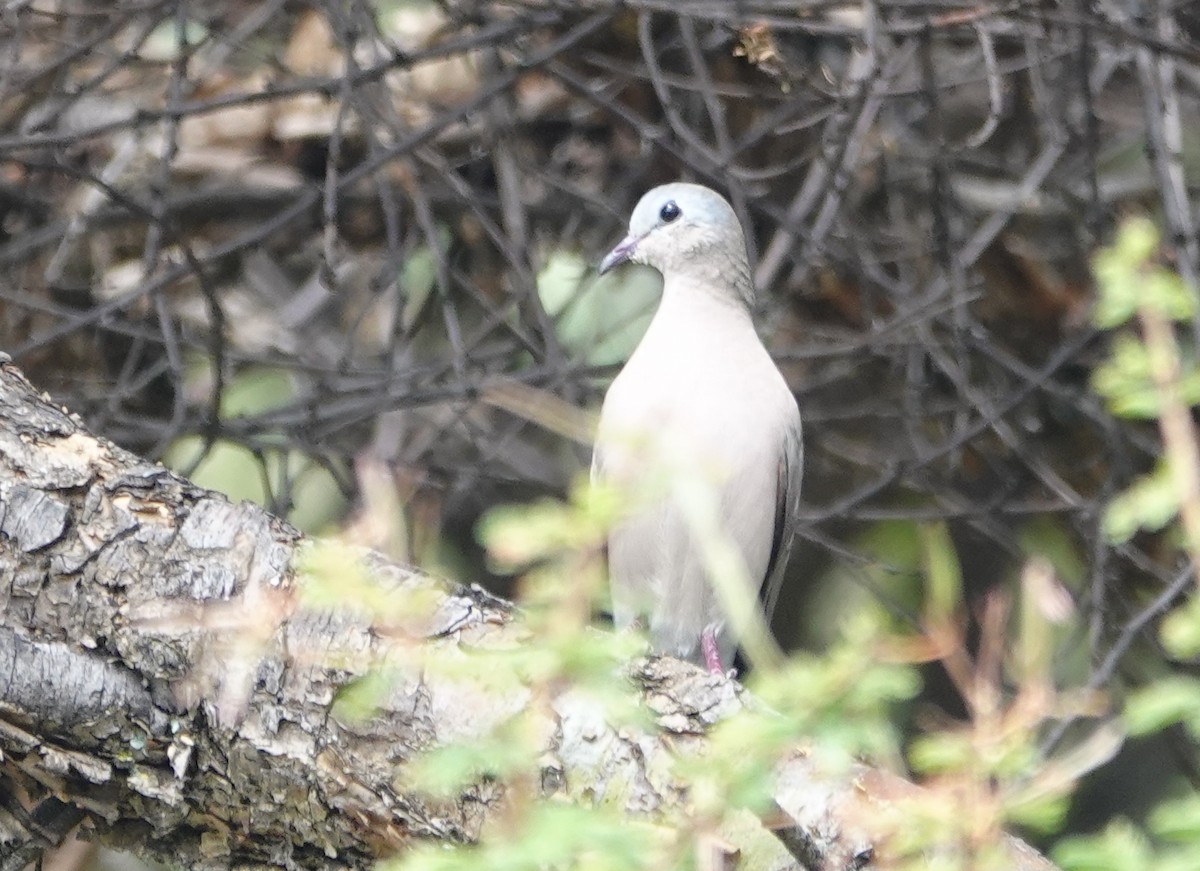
[599,234,639,275]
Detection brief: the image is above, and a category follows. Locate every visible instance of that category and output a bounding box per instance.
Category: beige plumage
[593,183,803,672]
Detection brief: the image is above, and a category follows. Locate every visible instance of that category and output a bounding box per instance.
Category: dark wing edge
[761,415,803,622]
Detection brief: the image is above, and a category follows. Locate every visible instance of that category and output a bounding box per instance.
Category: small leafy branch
[1093,217,1200,562]
[1054,217,1200,870]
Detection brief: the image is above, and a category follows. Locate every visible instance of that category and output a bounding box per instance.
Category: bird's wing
[761,411,803,621]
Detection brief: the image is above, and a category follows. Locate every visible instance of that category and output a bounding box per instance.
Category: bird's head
[599,184,750,291]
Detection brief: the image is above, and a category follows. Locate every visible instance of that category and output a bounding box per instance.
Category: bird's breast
[596,333,790,488]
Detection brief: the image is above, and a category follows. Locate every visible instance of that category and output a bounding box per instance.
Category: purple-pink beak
[599,235,639,275]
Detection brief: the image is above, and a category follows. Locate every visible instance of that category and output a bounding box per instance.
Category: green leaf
[1101,462,1179,543]
[1161,595,1200,659]
[538,250,661,366]
[406,724,534,798]
[920,522,963,624]
[1092,218,1159,328]
[1005,791,1070,835]
[399,229,451,331]
[163,366,347,532]
[1144,267,1199,322]
[908,732,973,775]
[1092,217,1199,330]
[1092,335,1156,418]
[1150,793,1200,843]
[332,670,397,722]
[1124,676,1200,737]
[1054,818,1153,871]
[142,17,210,61]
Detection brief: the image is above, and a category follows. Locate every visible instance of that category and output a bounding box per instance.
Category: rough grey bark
[0,356,1058,871]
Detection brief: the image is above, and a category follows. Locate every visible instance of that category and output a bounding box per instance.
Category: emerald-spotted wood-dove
[592,183,803,673]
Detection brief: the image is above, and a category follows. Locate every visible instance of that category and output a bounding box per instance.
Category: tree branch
[0,356,1057,870]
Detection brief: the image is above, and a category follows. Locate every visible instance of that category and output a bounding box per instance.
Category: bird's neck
[657,267,756,327]
[660,243,756,305]
[630,274,759,365]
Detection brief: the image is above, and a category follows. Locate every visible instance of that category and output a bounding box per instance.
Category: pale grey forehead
[627,182,738,234]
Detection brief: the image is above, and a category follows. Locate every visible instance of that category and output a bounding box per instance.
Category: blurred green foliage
[1091,217,1197,331]
[1050,218,1200,869]
[164,365,347,533]
[340,480,1097,869]
[538,251,661,366]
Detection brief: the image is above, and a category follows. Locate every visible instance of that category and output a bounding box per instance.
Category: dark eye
[659,201,681,223]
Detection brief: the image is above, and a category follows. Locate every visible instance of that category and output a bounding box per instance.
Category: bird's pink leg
[701,627,723,674]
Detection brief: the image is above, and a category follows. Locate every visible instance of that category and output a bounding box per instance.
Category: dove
[592,182,803,673]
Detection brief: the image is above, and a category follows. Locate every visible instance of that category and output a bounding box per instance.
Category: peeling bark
[0,357,1058,871]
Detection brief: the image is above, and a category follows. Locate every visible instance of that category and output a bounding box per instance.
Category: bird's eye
[659,201,681,223]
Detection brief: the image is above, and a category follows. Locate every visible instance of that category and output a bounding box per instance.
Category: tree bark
[0,356,1058,871]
